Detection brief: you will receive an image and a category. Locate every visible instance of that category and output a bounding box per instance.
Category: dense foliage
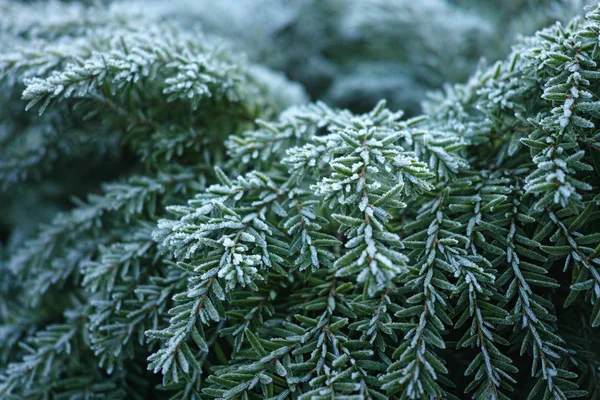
[1,1,600,399]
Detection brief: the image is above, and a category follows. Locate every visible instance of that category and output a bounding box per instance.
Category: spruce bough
[1,1,600,399]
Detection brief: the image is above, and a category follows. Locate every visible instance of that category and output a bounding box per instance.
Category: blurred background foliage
[160,0,592,114]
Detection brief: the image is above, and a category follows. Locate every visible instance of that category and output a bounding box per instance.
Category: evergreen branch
[382,188,458,399]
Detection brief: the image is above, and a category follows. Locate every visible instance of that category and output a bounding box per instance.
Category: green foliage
[2,1,600,400]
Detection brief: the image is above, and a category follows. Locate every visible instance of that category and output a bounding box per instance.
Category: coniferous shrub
[1,1,600,400]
